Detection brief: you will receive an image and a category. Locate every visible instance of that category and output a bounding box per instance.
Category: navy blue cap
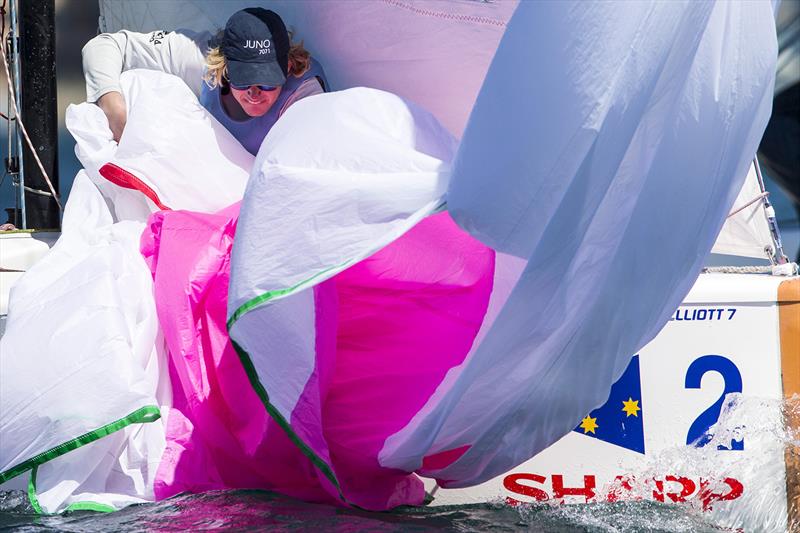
[222,8,289,87]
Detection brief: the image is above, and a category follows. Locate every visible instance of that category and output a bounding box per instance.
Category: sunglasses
[228,80,279,92]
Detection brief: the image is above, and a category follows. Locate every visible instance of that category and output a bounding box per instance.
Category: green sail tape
[27,467,43,515]
[227,261,352,330]
[230,340,348,504]
[0,405,162,486]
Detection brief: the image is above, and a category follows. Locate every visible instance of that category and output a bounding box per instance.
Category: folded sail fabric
[226,87,470,508]
[0,70,254,512]
[131,86,469,509]
[1,78,468,511]
[227,0,778,497]
[67,69,253,218]
[0,170,167,512]
[0,0,779,513]
[143,205,494,509]
[387,0,777,485]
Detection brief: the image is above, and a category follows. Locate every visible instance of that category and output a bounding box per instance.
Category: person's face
[230,84,282,117]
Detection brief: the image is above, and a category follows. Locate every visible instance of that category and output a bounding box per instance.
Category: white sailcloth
[0,70,253,512]
[711,163,774,259]
[0,170,167,511]
[381,0,777,485]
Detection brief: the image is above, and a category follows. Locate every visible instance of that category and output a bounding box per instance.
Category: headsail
[711,162,776,260]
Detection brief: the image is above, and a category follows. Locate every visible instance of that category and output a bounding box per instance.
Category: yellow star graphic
[622,397,641,417]
[579,416,598,434]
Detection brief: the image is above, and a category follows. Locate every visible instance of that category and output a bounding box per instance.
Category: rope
[1,2,10,129]
[703,263,799,275]
[0,1,62,211]
[702,265,773,274]
[726,191,769,218]
[23,185,53,197]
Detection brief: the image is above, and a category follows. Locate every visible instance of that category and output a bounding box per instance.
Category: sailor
[82,8,327,155]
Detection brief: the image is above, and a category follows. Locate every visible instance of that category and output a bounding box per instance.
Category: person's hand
[96,91,127,143]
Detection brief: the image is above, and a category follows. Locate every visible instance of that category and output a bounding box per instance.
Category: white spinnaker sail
[390,0,775,484]
[0,70,253,513]
[98,0,779,261]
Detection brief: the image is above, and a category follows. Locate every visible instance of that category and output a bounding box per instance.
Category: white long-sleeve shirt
[82,29,323,114]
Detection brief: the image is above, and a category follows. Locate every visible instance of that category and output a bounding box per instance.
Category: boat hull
[424,273,800,531]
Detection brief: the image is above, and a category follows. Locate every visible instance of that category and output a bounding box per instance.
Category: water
[0,490,732,532]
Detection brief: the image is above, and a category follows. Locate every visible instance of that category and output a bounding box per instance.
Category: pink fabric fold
[324,213,495,508]
[141,204,337,504]
[141,207,494,509]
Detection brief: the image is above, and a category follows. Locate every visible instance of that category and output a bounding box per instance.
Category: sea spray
[591,393,795,532]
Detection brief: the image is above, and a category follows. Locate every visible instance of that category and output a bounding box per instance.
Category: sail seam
[64,501,117,513]
[226,261,353,329]
[0,406,161,485]
[27,467,42,514]
[226,199,447,329]
[379,0,507,27]
[99,162,170,211]
[230,340,348,504]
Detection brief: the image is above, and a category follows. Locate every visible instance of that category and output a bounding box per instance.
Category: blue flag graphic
[573,355,645,454]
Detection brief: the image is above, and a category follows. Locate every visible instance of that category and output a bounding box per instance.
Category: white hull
[424,272,799,532]
[0,231,58,318]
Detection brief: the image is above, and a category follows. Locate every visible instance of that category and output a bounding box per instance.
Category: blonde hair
[203,34,312,90]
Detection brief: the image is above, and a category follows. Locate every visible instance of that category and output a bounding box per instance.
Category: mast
[753,158,790,266]
[17,0,59,230]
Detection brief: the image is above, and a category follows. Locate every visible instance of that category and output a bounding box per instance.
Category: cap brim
[227,60,286,87]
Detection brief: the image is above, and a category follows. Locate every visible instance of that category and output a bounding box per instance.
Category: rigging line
[23,185,53,197]
[0,0,17,182]
[726,191,770,218]
[0,5,61,211]
[702,265,772,274]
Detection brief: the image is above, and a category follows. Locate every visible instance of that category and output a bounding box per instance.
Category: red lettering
[552,474,596,503]
[503,473,743,510]
[652,476,696,503]
[606,475,638,503]
[698,477,743,511]
[503,473,549,505]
